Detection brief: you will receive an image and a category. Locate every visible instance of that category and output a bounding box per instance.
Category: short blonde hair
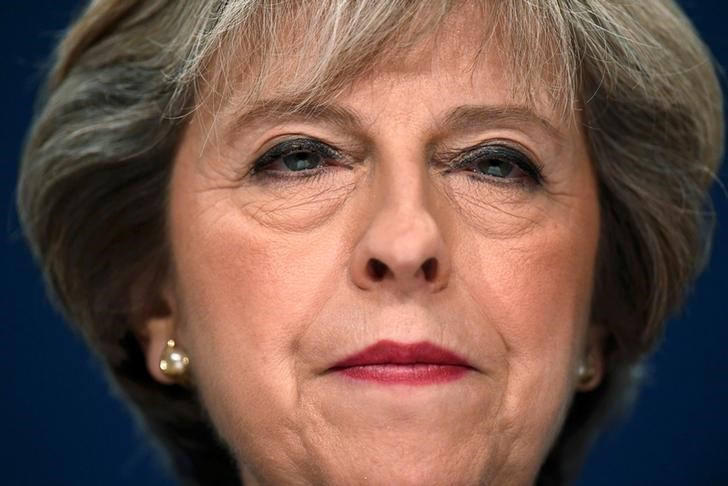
[17,1,724,484]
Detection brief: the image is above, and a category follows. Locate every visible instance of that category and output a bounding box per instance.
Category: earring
[159,339,190,383]
[576,353,597,388]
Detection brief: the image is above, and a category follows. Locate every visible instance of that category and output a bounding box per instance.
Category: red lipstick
[330,340,473,385]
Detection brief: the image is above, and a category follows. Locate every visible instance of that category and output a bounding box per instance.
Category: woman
[16,0,724,485]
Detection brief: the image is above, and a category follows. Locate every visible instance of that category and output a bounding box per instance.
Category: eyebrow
[227,97,563,141]
[440,105,564,142]
[228,98,362,136]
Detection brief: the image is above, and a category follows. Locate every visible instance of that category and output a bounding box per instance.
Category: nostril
[422,258,437,281]
[367,259,388,280]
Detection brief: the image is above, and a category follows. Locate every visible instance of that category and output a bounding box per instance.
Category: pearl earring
[576,353,597,388]
[159,339,190,383]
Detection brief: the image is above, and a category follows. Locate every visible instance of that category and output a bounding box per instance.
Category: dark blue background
[2,1,726,485]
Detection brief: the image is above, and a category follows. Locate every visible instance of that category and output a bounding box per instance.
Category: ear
[575,325,608,392]
[133,282,181,386]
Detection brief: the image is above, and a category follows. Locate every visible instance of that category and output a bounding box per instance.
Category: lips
[329,340,474,385]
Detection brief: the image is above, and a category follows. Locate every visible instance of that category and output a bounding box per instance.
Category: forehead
[194,1,575,129]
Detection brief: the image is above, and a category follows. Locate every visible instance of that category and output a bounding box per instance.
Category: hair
[16,1,724,484]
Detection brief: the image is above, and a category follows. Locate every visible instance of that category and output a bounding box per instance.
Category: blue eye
[454,144,543,185]
[477,158,517,178]
[280,150,324,172]
[250,138,342,179]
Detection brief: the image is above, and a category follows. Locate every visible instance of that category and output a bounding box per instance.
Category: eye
[476,158,518,178]
[451,144,544,185]
[249,138,343,181]
[280,150,323,172]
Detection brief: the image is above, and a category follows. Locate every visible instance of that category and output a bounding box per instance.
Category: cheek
[170,200,320,367]
[165,130,360,468]
[456,143,600,360]
[469,227,598,354]
[167,186,347,463]
[456,187,600,458]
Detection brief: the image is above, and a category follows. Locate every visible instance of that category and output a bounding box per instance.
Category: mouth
[328,340,475,385]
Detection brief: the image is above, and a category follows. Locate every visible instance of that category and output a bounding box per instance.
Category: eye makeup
[245,137,348,186]
[445,142,545,187]
[245,135,546,191]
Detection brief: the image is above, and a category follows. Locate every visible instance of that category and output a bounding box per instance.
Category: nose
[349,167,451,295]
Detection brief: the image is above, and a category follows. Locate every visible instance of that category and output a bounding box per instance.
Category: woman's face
[146,7,602,485]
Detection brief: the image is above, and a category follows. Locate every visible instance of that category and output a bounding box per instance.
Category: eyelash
[248,138,343,185]
[248,137,545,187]
[443,143,545,187]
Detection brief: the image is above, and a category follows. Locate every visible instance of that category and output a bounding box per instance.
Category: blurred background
[1,1,726,485]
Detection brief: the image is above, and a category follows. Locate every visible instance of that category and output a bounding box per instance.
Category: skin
[142,6,605,485]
